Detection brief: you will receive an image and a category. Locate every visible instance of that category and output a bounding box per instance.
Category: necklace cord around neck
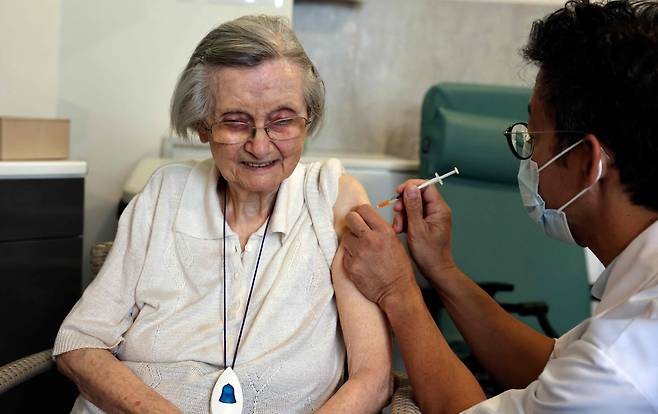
[222,187,276,369]
[222,191,227,368]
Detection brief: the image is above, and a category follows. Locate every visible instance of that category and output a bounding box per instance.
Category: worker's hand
[392,181,456,279]
[342,204,417,307]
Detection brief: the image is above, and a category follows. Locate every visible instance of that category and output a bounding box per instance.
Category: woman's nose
[245,127,273,156]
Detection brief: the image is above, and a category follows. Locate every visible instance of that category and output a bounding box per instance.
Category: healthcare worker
[342,0,658,413]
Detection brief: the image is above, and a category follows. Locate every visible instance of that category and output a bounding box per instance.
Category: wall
[294,1,604,324]
[293,0,555,159]
[2,0,564,286]
[57,0,292,285]
[0,1,61,117]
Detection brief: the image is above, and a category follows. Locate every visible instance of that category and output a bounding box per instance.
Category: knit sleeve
[303,158,344,268]
[52,171,163,356]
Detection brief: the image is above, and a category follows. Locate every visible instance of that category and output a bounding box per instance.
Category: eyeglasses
[503,122,584,160]
[202,116,311,145]
[504,122,534,160]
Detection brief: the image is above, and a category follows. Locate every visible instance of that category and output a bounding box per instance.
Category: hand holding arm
[342,204,416,306]
[342,204,485,414]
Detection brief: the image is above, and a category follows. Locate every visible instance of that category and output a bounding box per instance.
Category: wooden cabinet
[0,161,86,412]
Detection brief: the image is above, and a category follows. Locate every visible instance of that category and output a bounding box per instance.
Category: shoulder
[301,158,368,211]
[139,159,206,199]
[302,158,344,202]
[121,159,208,224]
[148,159,201,185]
[299,158,346,213]
[335,174,369,218]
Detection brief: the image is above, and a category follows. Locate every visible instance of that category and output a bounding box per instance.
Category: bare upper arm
[333,174,370,241]
[331,174,392,377]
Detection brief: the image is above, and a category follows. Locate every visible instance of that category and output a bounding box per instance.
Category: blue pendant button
[219,383,237,404]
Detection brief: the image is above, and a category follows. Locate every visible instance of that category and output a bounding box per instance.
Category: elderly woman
[54,15,391,414]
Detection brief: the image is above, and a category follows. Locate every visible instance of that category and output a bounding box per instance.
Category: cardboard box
[0,117,70,160]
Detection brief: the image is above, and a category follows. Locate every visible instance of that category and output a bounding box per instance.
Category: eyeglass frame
[503,121,585,160]
[201,115,312,145]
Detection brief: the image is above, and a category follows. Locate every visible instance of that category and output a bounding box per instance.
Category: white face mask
[518,139,602,245]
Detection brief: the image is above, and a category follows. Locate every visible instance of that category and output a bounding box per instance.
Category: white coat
[465,220,658,413]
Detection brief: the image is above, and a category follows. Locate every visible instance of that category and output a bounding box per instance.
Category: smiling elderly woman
[53,15,392,414]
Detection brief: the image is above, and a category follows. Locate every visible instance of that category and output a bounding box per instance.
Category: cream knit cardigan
[54,158,346,413]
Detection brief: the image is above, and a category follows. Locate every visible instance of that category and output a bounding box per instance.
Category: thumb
[403,185,424,231]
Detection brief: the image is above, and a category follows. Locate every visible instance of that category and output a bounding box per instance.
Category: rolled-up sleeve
[53,183,155,357]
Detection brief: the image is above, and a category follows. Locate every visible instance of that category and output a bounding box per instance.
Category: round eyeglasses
[202,116,311,145]
[503,122,585,160]
[504,122,534,160]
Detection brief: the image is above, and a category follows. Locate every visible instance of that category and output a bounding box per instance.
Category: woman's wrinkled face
[201,58,308,196]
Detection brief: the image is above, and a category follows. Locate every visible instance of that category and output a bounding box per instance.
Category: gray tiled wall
[293,0,556,159]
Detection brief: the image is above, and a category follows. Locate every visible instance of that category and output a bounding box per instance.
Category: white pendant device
[210,367,244,414]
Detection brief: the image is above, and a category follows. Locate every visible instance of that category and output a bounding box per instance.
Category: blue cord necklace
[210,187,274,414]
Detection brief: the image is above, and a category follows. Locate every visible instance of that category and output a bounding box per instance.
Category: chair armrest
[90,241,114,276]
[0,349,54,394]
[390,371,421,414]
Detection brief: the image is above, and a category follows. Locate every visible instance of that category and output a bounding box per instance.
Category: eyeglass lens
[510,123,533,159]
[213,118,306,144]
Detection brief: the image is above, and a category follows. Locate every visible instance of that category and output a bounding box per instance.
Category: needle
[377,167,459,208]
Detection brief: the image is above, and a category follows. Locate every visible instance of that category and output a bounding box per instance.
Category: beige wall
[55,0,292,285]
[0,1,61,117]
[2,0,559,285]
[293,0,555,159]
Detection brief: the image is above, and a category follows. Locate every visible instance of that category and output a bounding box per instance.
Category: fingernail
[406,187,419,199]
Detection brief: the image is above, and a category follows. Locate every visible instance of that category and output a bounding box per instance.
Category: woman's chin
[230,176,283,195]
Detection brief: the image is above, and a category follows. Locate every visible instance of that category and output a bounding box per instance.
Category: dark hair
[522,0,658,212]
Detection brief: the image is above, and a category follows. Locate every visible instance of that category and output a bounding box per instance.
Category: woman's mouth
[241,160,278,169]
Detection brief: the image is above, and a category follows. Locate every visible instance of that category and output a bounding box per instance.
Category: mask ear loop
[538,139,584,173]
[557,158,603,213]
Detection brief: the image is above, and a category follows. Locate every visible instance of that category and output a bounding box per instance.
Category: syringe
[377,167,460,208]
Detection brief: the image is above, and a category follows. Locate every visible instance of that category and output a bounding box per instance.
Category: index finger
[345,210,371,236]
[395,178,449,216]
[395,179,425,195]
[353,204,389,231]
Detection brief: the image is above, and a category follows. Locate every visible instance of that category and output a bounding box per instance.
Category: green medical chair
[419,83,591,343]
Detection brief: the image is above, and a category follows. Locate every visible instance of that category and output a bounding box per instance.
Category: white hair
[170,15,325,139]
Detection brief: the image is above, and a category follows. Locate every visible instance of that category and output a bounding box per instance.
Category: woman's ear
[197,122,211,144]
[582,134,605,185]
